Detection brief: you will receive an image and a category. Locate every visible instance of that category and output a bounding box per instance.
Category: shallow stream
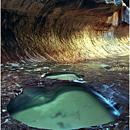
[1,55,129,130]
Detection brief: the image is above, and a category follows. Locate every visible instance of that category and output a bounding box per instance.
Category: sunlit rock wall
[1,0,129,63]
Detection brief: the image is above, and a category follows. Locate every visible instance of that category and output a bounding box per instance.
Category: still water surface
[1,55,129,130]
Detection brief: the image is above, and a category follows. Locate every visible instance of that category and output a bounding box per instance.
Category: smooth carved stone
[1,0,129,63]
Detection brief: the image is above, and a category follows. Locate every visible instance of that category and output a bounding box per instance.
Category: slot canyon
[1,0,129,130]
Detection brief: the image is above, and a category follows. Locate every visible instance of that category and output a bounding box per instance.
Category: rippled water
[1,55,129,130]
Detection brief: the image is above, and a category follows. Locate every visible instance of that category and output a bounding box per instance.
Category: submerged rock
[7,82,122,129]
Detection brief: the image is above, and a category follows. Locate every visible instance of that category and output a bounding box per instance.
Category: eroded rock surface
[1,0,129,63]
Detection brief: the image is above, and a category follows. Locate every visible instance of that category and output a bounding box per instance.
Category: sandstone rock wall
[1,0,129,63]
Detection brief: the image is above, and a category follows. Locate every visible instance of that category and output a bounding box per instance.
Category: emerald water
[1,55,129,130]
[10,90,119,130]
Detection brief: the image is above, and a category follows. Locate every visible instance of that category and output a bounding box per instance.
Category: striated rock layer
[1,0,129,63]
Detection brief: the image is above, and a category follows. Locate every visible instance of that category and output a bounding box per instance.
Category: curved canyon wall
[1,0,129,63]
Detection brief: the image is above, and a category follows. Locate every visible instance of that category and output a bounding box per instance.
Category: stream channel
[1,55,129,130]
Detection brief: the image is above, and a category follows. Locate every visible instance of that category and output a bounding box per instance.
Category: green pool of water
[9,87,119,130]
[45,73,80,80]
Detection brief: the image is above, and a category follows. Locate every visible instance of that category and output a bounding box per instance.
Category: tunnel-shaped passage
[7,82,122,129]
[1,0,129,63]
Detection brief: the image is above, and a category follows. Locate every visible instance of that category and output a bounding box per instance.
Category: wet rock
[1,56,129,130]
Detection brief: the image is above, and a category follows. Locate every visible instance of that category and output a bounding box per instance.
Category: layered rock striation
[1,0,129,63]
